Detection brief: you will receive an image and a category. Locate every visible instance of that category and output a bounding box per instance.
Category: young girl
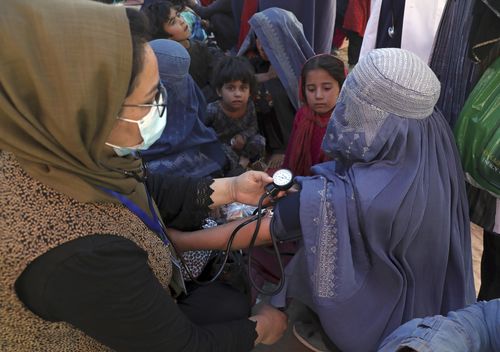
[205,56,265,169]
[283,54,346,176]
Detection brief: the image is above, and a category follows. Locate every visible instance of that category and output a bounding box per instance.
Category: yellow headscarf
[0,0,149,209]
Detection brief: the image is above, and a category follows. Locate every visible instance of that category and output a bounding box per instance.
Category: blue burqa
[237,7,315,111]
[141,39,227,177]
[275,49,476,351]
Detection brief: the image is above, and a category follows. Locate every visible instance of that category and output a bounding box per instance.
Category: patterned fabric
[325,48,440,162]
[429,0,480,128]
[180,10,208,42]
[205,100,265,160]
[237,7,315,110]
[180,218,218,279]
[0,151,173,351]
[276,49,475,351]
[0,0,152,212]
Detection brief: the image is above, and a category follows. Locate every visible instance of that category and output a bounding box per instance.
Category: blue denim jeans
[378,300,500,352]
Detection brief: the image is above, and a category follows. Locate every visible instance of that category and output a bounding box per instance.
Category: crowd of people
[1,0,498,351]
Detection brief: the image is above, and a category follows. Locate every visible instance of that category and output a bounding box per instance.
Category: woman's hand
[231,171,273,206]
[250,304,288,345]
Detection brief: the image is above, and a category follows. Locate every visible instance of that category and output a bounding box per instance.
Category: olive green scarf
[0,0,150,210]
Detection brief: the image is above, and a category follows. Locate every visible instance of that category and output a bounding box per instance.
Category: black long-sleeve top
[15,173,257,352]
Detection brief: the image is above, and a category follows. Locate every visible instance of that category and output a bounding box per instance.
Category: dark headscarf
[0,0,150,210]
[278,49,475,351]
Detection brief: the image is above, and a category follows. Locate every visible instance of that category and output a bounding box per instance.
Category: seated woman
[140,39,242,180]
[0,1,286,350]
[238,7,315,167]
[142,0,222,102]
[169,48,476,351]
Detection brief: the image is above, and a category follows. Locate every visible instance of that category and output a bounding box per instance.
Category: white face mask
[106,94,167,157]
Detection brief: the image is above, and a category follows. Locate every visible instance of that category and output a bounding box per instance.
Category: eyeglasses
[122,83,167,117]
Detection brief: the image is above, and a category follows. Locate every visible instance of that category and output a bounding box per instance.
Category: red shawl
[283,105,332,176]
[343,0,371,36]
[237,0,259,49]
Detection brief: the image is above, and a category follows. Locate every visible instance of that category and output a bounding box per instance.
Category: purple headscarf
[278,48,476,351]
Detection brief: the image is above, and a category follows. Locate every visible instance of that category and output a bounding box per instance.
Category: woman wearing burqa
[140,39,238,179]
[171,48,476,351]
[238,7,314,161]
[0,1,286,350]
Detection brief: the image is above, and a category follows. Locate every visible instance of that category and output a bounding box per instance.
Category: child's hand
[230,134,246,151]
[266,65,277,80]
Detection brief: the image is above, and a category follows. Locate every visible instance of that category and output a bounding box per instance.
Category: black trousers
[478,230,500,300]
[178,281,251,325]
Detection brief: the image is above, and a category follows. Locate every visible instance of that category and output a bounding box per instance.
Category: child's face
[163,8,191,42]
[218,80,251,112]
[304,68,340,114]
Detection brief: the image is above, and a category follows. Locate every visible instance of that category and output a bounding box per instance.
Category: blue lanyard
[101,187,170,246]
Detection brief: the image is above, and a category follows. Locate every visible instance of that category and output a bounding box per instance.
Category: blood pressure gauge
[265,169,294,197]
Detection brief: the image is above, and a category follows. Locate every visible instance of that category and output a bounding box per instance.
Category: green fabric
[454,57,500,197]
[0,0,150,210]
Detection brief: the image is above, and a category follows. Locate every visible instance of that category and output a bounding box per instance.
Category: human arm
[168,191,302,252]
[15,235,287,350]
[255,65,277,83]
[146,173,214,230]
[188,0,233,19]
[146,171,273,229]
[208,170,274,208]
[378,300,500,352]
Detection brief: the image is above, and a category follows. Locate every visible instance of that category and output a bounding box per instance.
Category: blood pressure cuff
[270,191,303,242]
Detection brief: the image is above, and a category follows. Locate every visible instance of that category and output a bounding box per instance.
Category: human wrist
[228,176,237,204]
[208,177,236,208]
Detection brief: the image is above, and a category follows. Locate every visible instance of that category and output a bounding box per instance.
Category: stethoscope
[106,166,295,296]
